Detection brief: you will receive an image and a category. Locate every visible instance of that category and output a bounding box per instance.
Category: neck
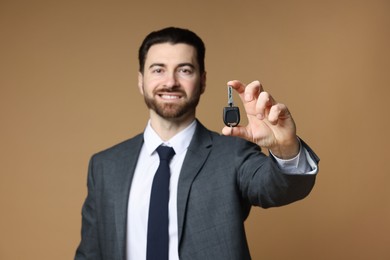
[149,111,195,141]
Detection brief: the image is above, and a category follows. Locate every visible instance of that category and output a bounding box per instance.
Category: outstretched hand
[222,80,300,159]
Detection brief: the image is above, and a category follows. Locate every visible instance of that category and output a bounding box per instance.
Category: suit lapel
[109,123,213,256]
[177,122,212,246]
[112,134,144,259]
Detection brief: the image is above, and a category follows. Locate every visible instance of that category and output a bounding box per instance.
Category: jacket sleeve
[236,138,319,209]
[75,155,102,260]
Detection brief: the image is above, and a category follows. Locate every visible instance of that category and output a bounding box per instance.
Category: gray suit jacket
[75,121,319,260]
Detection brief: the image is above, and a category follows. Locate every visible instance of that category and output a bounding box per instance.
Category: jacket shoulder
[92,133,144,161]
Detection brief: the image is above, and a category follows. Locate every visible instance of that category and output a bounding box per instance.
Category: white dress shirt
[126,120,317,260]
[127,120,196,260]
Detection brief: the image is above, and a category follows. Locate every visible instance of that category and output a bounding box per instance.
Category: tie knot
[156,145,175,162]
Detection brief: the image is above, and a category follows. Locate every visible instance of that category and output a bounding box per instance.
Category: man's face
[138,43,206,120]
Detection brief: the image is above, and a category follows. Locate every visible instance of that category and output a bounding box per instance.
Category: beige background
[1,0,389,259]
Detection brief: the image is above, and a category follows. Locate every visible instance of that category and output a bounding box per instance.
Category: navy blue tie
[147,145,175,260]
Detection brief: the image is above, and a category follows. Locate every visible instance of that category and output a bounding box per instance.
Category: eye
[151,67,164,74]
[178,67,193,75]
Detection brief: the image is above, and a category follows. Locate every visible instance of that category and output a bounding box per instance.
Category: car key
[223,85,240,127]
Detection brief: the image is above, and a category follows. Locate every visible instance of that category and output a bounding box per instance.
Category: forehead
[145,43,198,66]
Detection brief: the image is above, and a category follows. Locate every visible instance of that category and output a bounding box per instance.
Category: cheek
[141,79,157,92]
[184,79,202,94]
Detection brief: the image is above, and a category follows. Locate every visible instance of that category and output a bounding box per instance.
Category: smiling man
[139,42,206,136]
[75,27,319,260]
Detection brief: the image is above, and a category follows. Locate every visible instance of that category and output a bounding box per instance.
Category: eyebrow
[148,63,165,69]
[177,63,195,69]
[148,63,196,69]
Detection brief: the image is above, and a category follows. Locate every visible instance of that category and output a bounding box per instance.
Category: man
[75,27,319,260]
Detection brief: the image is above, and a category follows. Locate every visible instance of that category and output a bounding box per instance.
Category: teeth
[161,95,179,99]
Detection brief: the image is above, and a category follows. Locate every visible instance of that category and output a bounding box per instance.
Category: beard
[142,85,202,119]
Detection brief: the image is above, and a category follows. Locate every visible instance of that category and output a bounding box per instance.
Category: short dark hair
[138,27,206,74]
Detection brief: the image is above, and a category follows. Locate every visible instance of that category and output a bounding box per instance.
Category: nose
[163,72,179,89]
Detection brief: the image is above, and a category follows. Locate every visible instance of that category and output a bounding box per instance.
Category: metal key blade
[228,85,234,107]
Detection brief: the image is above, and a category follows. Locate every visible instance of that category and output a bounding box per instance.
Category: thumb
[221,125,250,139]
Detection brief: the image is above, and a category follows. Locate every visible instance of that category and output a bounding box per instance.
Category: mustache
[153,86,186,94]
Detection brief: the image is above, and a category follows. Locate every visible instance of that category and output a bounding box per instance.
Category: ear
[138,72,144,95]
[200,71,207,94]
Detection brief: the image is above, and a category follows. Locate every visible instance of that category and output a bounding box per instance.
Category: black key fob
[223,85,240,127]
[223,106,240,127]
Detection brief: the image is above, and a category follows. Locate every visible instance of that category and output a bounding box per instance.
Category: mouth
[156,90,184,102]
[159,94,181,100]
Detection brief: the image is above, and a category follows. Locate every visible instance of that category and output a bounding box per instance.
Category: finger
[227,80,246,94]
[267,103,288,124]
[256,91,275,119]
[243,80,263,102]
[227,80,263,104]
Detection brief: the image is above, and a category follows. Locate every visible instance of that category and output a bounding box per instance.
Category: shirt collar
[143,120,197,156]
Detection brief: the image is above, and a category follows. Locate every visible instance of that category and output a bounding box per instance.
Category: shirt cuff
[270,140,318,175]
